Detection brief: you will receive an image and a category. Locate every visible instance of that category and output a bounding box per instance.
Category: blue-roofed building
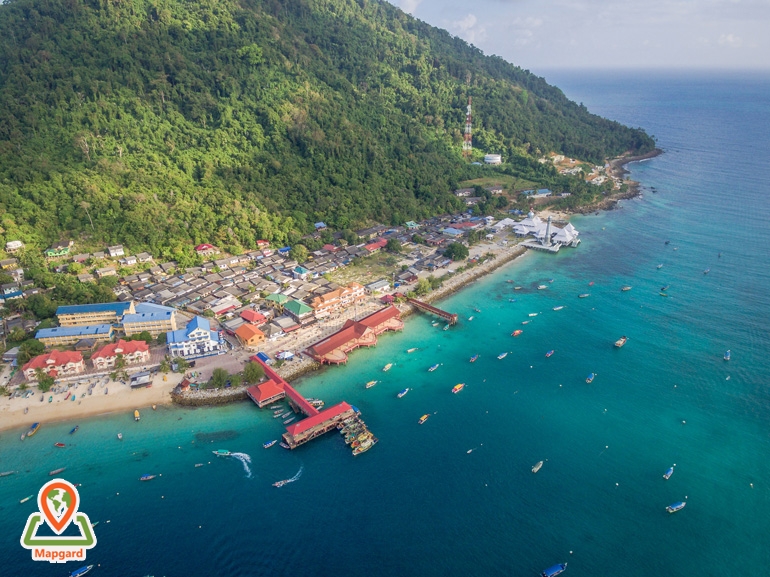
[122,310,178,337]
[442,227,464,237]
[314,222,327,230]
[36,324,114,347]
[56,302,135,327]
[166,316,225,359]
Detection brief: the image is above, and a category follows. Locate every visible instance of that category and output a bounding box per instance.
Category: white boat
[552,306,564,311]
[365,380,378,389]
[468,316,474,321]
[406,348,418,353]
[497,352,508,360]
[428,364,439,372]
[666,501,686,513]
[397,388,409,398]
[443,324,449,331]
[532,460,543,473]
[537,285,548,290]
[117,433,123,440]
[528,313,538,317]
[382,363,393,372]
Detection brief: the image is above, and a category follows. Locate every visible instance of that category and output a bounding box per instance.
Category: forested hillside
[0,0,654,258]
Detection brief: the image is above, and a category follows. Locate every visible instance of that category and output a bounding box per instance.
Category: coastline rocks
[171,386,248,407]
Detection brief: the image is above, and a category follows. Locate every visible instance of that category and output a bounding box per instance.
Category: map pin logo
[37,479,80,534]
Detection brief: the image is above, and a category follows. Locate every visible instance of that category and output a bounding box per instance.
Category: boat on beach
[724,350,731,361]
[54,442,66,448]
[541,563,567,577]
[532,461,544,473]
[68,565,94,577]
[263,440,277,449]
[512,330,523,337]
[418,414,430,425]
[614,336,628,348]
[545,350,555,358]
[69,425,79,435]
[49,467,66,476]
[666,501,686,513]
[586,373,595,384]
[139,474,156,481]
[212,449,232,457]
[365,380,378,388]
[452,383,465,394]
[663,465,675,480]
[428,364,440,372]
[397,388,410,398]
[27,422,40,437]
[497,352,508,360]
[382,363,393,372]
[469,354,479,363]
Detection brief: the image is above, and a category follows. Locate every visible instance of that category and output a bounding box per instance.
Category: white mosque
[499,209,580,252]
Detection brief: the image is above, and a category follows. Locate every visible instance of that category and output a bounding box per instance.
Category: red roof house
[240,309,267,326]
[23,350,85,381]
[91,339,150,370]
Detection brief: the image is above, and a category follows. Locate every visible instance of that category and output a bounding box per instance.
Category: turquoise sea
[2,71,770,576]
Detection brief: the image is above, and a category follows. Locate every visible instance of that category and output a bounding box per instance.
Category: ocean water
[2,70,770,576]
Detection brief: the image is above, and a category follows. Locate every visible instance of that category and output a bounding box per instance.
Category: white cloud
[450,13,487,44]
[718,33,743,47]
[393,0,423,14]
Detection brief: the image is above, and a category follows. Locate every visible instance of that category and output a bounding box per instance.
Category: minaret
[463,97,472,159]
[543,215,552,246]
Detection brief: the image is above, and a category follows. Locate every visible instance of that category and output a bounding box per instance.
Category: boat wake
[274,465,304,488]
[230,452,252,478]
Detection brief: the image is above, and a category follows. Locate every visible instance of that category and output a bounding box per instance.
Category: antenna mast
[463,97,472,159]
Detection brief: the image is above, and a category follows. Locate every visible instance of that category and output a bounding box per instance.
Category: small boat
[428,364,439,372]
[24,407,28,413]
[614,336,628,348]
[273,479,289,487]
[134,410,140,421]
[548,278,554,283]
[660,292,669,297]
[552,306,564,311]
[541,563,567,577]
[545,350,555,358]
[152,404,156,410]
[212,449,232,457]
[452,383,465,394]
[117,433,123,440]
[195,463,204,467]
[272,412,284,419]
[263,440,277,449]
[509,298,517,302]
[49,396,53,402]
[20,433,25,441]
[27,422,40,437]
[54,442,66,448]
[418,414,430,425]
[703,268,710,274]
[70,425,80,434]
[512,330,523,337]
[91,521,99,527]
[139,474,156,481]
[497,352,508,360]
[724,350,731,361]
[49,467,66,476]
[661,285,670,291]
[365,380,378,389]
[663,465,675,480]
[279,442,291,449]
[382,363,393,372]
[532,460,544,473]
[666,501,686,513]
[0,470,17,477]
[537,285,548,290]
[528,313,538,317]
[443,324,449,331]
[469,354,479,363]
[665,240,670,245]
[20,494,34,504]
[269,404,282,410]
[280,411,292,418]
[621,285,632,291]
[586,373,595,384]
[579,293,590,298]
[283,417,296,424]
[514,286,522,290]
[588,281,595,286]
[673,247,678,251]
[657,264,663,269]
[406,348,418,353]
[474,307,481,313]
[468,316,474,321]
[397,388,409,398]
[432,321,439,327]
[68,565,94,577]
[521,320,530,325]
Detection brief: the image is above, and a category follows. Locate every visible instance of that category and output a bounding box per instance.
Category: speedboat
[497,352,508,360]
[663,465,675,480]
[657,264,663,269]
[428,364,440,372]
[703,268,710,274]
[579,293,590,298]
[27,422,40,437]
[273,479,289,487]
[382,363,393,372]
[117,432,123,440]
[48,467,66,476]
[469,354,479,363]
[724,350,731,361]
[139,474,156,481]
[661,285,670,291]
[406,347,418,353]
[69,565,94,577]
[522,320,530,325]
[452,383,465,394]
[418,414,430,425]
[54,442,66,448]
[263,440,277,449]
[621,285,632,291]
[545,350,554,358]
[20,494,34,504]
[586,373,595,384]
[512,330,523,337]
[666,501,686,513]
[195,463,204,467]
[528,313,538,317]
[468,316,474,321]
[541,563,567,577]
[69,425,79,435]
[553,306,564,311]
[614,336,628,348]
[134,410,140,421]
[365,380,378,388]
[212,449,232,457]
[588,281,595,286]
[514,286,522,290]
[397,388,410,398]
[0,470,17,477]
[443,324,449,331]
[537,285,548,290]
[532,460,544,473]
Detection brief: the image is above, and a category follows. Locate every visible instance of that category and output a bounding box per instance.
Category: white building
[166,316,225,359]
[5,240,24,253]
[484,154,502,165]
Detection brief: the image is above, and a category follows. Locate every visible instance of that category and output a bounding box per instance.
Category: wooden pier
[407,298,458,325]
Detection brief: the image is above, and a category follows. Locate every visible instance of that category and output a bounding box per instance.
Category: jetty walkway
[407,298,458,325]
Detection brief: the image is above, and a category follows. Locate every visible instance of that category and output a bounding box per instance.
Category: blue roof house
[166,316,224,360]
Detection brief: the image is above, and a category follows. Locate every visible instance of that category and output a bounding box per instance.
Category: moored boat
[418,414,430,425]
[272,412,284,418]
[514,286,522,290]
[134,410,140,421]
[663,465,675,480]
[263,440,277,449]
[48,467,66,476]
[212,449,232,457]
[512,329,523,337]
[443,324,449,331]
[614,336,628,348]
[0,470,17,477]
[279,442,291,449]
[586,373,595,384]
[497,352,508,360]
[541,563,567,577]
[532,460,544,473]
[661,285,670,291]
[283,417,296,424]
[365,380,378,389]
[452,383,465,394]
[69,425,79,435]
[406,347,418,353]
[353,436,378,455]
[20,494,34,503]
[621,285,632,291]
[657,264,663,269]
[397,388,409,398]
[27,422,40,437]
[68,565,94,577]
[724,349,731,361]
[552,306,564,311]
[703,268,710,274]
[579,293,590,298]
[537,285,548,290]
[54,442,66,448]
[382,363,393,372]
[20,433,25,441]
[139,474,156,481]
[428,364,439,372]
[469,354,479,363]
[195,463,205,467]
[117,432,123,440]
[280,411,292,418]
[545,350,555,358]
[468,316,474,321]
[528,313,538,317]
[666,501,686,513]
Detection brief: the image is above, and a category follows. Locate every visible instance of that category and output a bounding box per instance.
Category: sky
[387,0,770,71]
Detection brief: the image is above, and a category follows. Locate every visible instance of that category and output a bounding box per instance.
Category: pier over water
[407,298,458,325]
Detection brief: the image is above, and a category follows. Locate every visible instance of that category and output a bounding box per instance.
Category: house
[234,324,266,348]
[314,222,327,231]
[454,188,474,197]
[309,282,366,318]
[5,240,24,253]
[107,245,125,257]
[194,244,220,257]
[292,266,311,280]
[71,254,89,263]
[364,238,388,253]
[36,324,114,347]
[365,279,391,295]
[240,309,267,326]
[0,258,18,270]
[77,273,96,283]
[23,350,85,381]
[136,252,154,263]
[91,339,151,371]
[166,316,225,359]
[256,240,270,249]
[95,266,117,278]
[284,299,314,324]
[120,255,137,266]
[45,240,73,258]
[264,293,289,312]
[57,302,135,327]
[122,310,178,337]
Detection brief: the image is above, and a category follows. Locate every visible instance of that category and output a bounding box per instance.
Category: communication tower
[463,97,472,159]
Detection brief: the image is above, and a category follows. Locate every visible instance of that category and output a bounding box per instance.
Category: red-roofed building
[256,240,270,248]
[322,244,339,253]
[364,238,388,253]
[282,402,355,448]
[23,350,85,381]
[240,309,267,326]
[194,243,220,257]
[246,379,286,407]
[91,339,151,370]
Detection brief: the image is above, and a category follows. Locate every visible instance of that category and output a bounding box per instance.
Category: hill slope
[0,0,654,258]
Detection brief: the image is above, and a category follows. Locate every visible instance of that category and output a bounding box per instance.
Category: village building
[122,310,177,337]
[36,324,114,347]
[284,299,314,325]
[91,339,150,371]
[56,302,136,327]
[107,245,125,257]
[5,240,24,253]
[309,282,366,318]
[240,309,267,326]
[45,240,73,258]
[364,279,391,295]
[166,316,224,360]
[23,350,85,381]
[234,324,266,349]
[194,244,220,257]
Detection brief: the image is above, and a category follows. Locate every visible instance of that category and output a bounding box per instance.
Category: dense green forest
[0,0,654,259]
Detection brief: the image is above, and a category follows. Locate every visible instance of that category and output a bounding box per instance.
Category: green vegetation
[244,361,265,385]
[444,242,469,261]
[0,0,654,257]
